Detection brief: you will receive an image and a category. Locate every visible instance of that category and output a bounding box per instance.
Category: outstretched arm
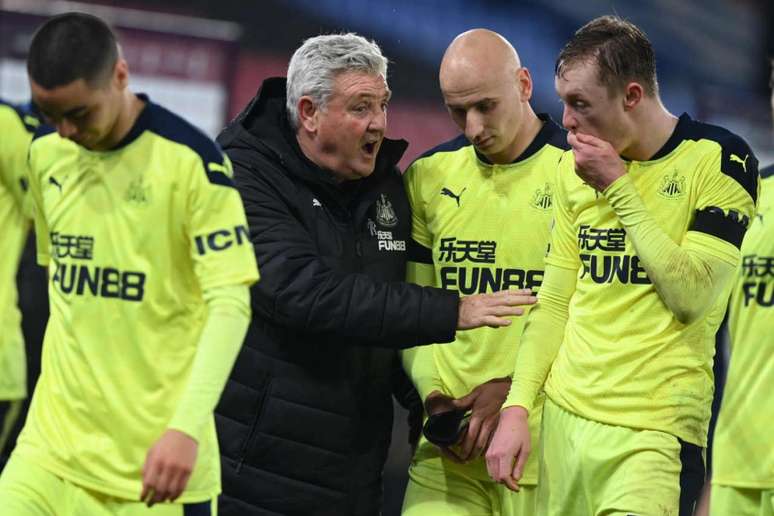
[485,263,576,490]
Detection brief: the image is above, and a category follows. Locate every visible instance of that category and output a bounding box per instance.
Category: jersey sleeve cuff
[602,174,649,226]
[166,421,203,443]
[603,172,635,199]
[502,387,536,413]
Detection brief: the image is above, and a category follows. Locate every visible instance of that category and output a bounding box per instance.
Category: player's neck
[490,107,542,164]
[621,99,678,162]
[96,91,145,152]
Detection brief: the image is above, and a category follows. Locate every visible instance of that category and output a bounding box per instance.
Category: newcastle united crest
[658,171,686,199]
[375,194,398,227]
[530,183,553,211]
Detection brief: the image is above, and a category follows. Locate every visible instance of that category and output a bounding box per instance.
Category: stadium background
[2,0,772,514]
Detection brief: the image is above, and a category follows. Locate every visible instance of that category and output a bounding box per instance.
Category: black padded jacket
[213,78,459,516]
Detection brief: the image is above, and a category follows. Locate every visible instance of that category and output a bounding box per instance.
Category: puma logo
[730,153,749,173]
[440,187,466,207]
[49,176,64,193]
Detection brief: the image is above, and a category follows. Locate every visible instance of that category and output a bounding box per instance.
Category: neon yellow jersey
[404,115,567,482]
[0,100,39,401]
[16,94,259,501]
[713,164,774,488]
[542,113,757,446]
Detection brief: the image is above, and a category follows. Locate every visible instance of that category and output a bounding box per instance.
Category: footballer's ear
[517,67,533,102]
[623,82,644,111]
[113,58,130,91]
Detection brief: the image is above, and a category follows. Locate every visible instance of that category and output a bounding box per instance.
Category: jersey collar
[647,112,692,161]
[107,93,153,151]
[475,113,562,165]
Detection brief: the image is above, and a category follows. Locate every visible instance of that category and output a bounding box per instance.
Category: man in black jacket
[215,33,536,516]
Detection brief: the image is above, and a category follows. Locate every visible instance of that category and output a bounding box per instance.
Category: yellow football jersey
[404,115,567,483]
[0,100,39,401]
[16,95,259,501]
[712,164,774,488]
[537,113,757,447]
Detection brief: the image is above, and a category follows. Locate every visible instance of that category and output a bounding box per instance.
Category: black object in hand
[423,409,470,447]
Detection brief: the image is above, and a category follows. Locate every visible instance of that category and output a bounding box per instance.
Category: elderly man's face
[315,71,390,181]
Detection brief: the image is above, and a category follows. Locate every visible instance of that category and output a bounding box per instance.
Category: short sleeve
[404,160,433,250]
[186,151,260,291]
[0,106,35,220]
[689,137,759,251]
[404,160,435,285]
[25,141,51,266]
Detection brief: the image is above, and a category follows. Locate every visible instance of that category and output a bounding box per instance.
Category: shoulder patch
[17,102,42,133]
[32,123,56,142]
[415,134,471,162]
[683,117,759,203]
[1,99,43,135]
[145,101,233,188]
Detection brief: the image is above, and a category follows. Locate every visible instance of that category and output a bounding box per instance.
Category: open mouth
[362,141,377,156]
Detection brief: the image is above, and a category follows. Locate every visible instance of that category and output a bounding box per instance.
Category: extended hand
[454,377,511,462]
[485,405,531,492]
[457,289,537,330]
[141,429,198,506]
[568,131,626,192]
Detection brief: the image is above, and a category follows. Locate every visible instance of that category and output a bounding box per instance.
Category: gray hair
[286,33,388,130]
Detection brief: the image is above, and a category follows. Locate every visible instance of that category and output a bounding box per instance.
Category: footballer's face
[441,65,532,164]
[556,61,630,153]
[30,62,126,151]
[303,71,389,182]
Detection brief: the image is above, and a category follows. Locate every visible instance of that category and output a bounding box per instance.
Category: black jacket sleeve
[232,150,459,349]
[391,354,424,450]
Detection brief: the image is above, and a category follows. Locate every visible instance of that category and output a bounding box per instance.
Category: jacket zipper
[235,376,272,474]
